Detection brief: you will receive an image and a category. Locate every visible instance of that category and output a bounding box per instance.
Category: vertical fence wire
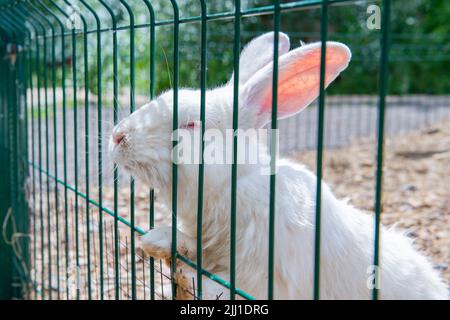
[1,9,33,298]
[230,0,241,301]
[118,0,137,300]
[0,14,22,299]
[12,31,20,298]
[35,0,61,299]
[97,0,120,300]
[81,3,91,299]
[28,10,45,300]
[20,27,33,299]
[62,1,92,300]
[313,0,329,300]
[7,26,19,299]
[373,0,391,301]
[0,38,7,293]
[44,0,70,300]
[20,31,30,299]
[268,0,280,300]
[135,0,157,300]
[71,10,80,302]
[197,0,207,301]
[27,2,55,300]
[169,0,180,300]
[28,22,37,300]
[78,0,104,299]
[145,0,156,301]
[38,7,52,301]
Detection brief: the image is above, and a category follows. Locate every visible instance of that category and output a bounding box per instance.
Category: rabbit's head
[110,32,351,194]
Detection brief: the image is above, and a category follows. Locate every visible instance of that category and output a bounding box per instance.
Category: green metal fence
[0,0,403,300]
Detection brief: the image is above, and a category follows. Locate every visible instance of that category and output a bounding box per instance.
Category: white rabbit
[109,32,448,300]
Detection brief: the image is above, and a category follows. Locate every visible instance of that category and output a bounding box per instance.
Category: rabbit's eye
[180,121,197,130]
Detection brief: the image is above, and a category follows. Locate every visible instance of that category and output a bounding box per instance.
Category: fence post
[0,122,13,299]
[0,40,14,299]
[0,34,28,299]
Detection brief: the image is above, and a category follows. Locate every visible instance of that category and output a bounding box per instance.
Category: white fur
[110,32,448,300]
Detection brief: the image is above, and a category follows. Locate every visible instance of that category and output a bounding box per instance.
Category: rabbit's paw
[174,264,230,300]
[139,227,172,259]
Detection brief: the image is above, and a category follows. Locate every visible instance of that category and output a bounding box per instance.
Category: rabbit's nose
[112,130,126,145]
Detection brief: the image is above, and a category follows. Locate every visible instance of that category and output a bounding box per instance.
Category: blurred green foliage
[30,0,449,100]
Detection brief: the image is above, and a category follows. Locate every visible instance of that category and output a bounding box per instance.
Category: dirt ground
[294,121,450,283]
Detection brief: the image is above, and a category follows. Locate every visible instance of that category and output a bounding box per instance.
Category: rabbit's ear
[240,42,351,127]
[229,32,290,85]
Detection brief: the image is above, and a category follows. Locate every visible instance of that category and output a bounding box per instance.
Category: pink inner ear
[260,44,350,119]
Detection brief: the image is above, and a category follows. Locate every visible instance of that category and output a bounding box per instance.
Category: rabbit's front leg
[139,226,196,260]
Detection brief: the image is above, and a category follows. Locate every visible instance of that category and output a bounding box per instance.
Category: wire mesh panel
[0,0,448,301]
